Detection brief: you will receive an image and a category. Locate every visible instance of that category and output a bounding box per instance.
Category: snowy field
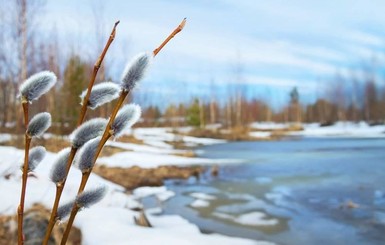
[250,121,385,138]
[0,127,269,244]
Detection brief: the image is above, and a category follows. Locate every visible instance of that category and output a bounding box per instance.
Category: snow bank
[289,121,385,138]
[190,192,216,200]
[250,122,289,130]
[133,186,175,202]
[106,141,187,155]
[98,151,241,168]
[130,127,226,147]
[189,192,217,208]
[249,131,271,139]
[0,146,266,244]
[190,199,210,208]
[75,207,260,245]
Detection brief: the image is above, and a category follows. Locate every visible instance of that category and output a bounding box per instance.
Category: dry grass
[94,165,203,191]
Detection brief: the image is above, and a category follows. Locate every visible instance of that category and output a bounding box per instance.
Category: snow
[236,212,279,226]
[0,133,12,143]
[289,121,385,138]
[213,211,279,227]
[0,145,266,244]
[189,192,216,208]
[250,122,289,130]
[130,127,226,147]
[190,192,216,200]
[75,207,260,245]
[190,199,210,208]
[249,121,385,138]
[106,140,187,155]
[249,131,271,138]
[98,151,240,168]
[133,186,175,202]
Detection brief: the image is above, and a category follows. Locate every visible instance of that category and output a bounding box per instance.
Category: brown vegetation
[0,204,81,245]
[94,165,203,191]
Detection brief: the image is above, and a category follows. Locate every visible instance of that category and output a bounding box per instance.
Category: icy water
[161,138,385,245]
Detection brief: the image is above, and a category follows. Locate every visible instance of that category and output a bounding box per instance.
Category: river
[155,137,385,245]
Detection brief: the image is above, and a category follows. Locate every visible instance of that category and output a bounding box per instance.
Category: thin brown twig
[153,18,186,57]
[60,18,187,245]
[17,101,30,245]
[42,21,120,245]
[77,20,120,126]
[42,147,76,245]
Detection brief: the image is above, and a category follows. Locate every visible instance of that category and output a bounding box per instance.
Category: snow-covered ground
[0,127,268,244]
[130,127,226,147]
[290,121,385,138]
[249,121,385,138]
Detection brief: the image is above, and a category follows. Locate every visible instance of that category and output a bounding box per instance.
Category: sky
[40,0,385,108]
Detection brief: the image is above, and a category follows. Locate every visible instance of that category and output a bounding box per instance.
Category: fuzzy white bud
[74,137,100,172]
[26,112,51,137]
[57,200,75,221]
[27,146,46,172]
[50,148,71,184]
[76,185,107,208]
[80,82,121,109]
[121,52,152,92]
[110,104,141,138]
[70,118,107,148]
[19,71,57,102]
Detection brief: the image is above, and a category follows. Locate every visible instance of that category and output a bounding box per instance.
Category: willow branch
[17,102,30,245]
[77,20,120,126]
[61,18,186,244]
[153,18,186,57]
[43,21,120,245]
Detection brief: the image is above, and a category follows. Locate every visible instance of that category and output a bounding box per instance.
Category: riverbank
[0,127,270,244]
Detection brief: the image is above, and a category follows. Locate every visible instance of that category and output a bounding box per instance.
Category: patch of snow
[106,141,186,155]
[143,140,173,149]
[133,186,175,202]
[0,133,12,143]
[0,146,267,244]
[75,207,262,245]
[98,151,241,168]
[236,212,279,226]
[250,122,289,130]
[249,131,271,138]
[190,199,210,208]
[130,127,226,146]
[213,211,279,227]
[190,192,217,200]
[290,121,385,138]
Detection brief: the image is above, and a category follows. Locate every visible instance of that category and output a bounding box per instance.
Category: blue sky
[41,0,385,108]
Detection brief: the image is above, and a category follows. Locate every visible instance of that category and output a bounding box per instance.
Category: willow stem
[60,204,80,245]
[77,20,120,126]
[61,18,186,244]
[44,21,120,244]
[153,18,186,57]
[42,147,76,245]
[60,91,127,245]
[17,102,30,245]
[42,185,63,245]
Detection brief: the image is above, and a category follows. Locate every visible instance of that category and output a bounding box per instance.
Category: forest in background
[1,0,385,134]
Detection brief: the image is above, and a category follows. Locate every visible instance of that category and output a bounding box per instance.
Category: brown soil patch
[0,204,81,245]
[94,165,203,191]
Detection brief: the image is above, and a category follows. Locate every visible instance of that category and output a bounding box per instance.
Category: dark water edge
[151,137,385,245]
